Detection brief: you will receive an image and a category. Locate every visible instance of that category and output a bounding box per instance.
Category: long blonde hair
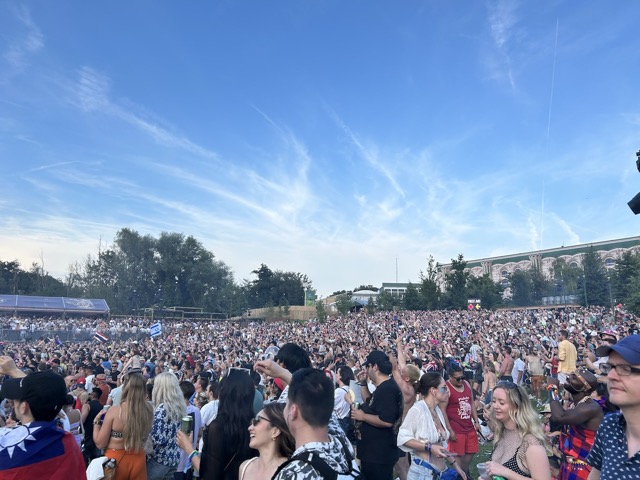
[121,373,153,451]
[489,383,547,445]
[151,372,186,423]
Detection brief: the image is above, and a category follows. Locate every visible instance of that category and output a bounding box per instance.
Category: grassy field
[469,441,494,479]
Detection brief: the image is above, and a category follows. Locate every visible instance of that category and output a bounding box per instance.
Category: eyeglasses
[251,415,272,427]
[600,363,640,376]
[451,376,464,381]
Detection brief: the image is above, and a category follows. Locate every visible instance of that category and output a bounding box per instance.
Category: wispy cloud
[73,66,219,161]
[328,108,406,198]
[1,5,43,80]
[485,0,520,88]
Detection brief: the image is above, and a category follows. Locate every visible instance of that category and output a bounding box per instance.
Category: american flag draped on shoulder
[0,421,86,479]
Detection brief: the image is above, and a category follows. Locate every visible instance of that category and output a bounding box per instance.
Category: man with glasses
[550,369,602,480]
[445,363,481,479]
[586,335,640,479]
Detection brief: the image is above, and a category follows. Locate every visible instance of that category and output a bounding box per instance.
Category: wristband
[188,450,199,461]
[424,442,432,452]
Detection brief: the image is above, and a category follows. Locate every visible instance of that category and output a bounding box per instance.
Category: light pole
[302,281,311,306]
[607,275,614,314]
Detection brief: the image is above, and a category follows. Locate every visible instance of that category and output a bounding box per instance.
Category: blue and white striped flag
[150,322,162,338]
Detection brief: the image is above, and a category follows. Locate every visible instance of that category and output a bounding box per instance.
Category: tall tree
[582,247,608,307]
[509,270,532,307]
[403,282,425,310]
[419,255,441,310]
[467,274,503,310]
[246,264,309,308]
[551,258,582,298]
[335,293,354,315]
[442,254,468,309]
[612,251,640,305]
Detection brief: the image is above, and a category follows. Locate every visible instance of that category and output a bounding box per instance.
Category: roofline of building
[440,236,640,269]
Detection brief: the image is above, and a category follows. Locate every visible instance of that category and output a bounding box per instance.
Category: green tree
[335,293,354,315]
[582,247,608,306]
[353,285,379,292]
[377,289,394,311]
[279,296,290,317]
[467,274,503,310]
[551,258,582,298]
[509,270,532,307]
[0,260,26,294]
[442,254,468,309]
[612,251,640,305]
[247,264,309,308]
[625,275,640,316]
[419,255,441,310]
[403,282,425,310]
[316,300,328,322]
[366,296,376,315]
[529,265,552,304]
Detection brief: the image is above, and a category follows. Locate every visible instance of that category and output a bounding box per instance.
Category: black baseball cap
[365,350,389,367]
[0,371,67,421]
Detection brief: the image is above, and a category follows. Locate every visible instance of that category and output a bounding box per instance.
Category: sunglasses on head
[227,367,251,377]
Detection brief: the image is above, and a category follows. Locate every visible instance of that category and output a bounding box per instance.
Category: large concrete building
[438,236,640,289]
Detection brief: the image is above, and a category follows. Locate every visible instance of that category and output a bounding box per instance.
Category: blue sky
[1,2,640,297]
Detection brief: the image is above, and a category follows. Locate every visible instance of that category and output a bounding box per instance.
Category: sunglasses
[251,415,272,427]
[451,376,464,381]
[437,385,448,394]
[570,369,592,390]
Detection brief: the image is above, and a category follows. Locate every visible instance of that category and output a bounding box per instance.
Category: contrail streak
[541,18,560,250]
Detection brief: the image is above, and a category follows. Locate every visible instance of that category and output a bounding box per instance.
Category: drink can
[353,402,360,410]
[181,415,193,434]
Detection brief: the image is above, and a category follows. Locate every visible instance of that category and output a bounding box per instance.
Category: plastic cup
[476,462,489,479]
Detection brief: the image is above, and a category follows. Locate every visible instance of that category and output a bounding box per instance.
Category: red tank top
[446,380,474,433]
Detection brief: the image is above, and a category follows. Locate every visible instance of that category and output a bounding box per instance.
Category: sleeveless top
[445,380,474,433]
[68,409,83,447]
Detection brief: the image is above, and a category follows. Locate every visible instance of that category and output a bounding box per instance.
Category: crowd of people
[0,304,638,480]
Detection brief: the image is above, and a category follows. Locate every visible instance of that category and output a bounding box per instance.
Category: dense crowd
[0,304,638,480]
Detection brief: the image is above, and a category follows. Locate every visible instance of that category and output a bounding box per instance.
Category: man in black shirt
[353,350,403,480]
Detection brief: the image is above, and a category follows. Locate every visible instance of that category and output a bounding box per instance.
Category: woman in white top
[397,373,467,480]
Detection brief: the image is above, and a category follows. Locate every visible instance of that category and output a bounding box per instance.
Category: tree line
[0,228,309,317]
[323,248,640,316]
[2,229,639,316]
